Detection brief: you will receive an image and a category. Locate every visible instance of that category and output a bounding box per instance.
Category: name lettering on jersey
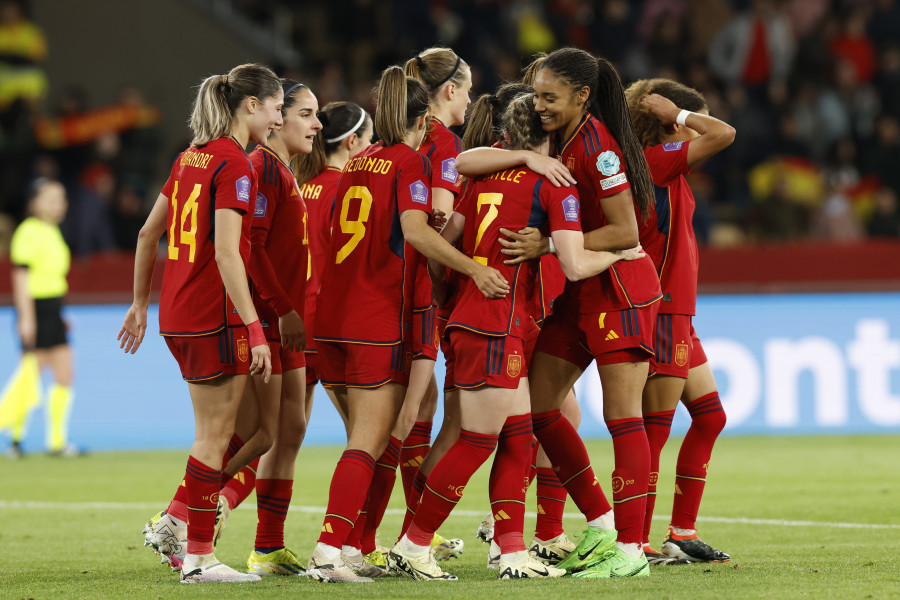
[345,155,393,175]
[254,192,268,217]
[235,175,251,203]
[599,172,627,190]
[562,195,580,222]
[486,168,526,184]
[299,183,322,200]
[596,150,621,176]
[441,157,459,184]
[410,180,429,204]
[180,150,214,169]
[662,141,684,152]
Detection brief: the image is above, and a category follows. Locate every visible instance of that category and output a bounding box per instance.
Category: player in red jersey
[624,79,735,564]
[456,48,663,579]
[118,63,280,584]
[305,66,508,583]
[389,92,644,581]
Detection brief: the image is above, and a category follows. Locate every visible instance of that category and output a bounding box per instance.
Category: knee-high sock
[255,478,292,550]
[185,456,222,555]
[606,417,650,545]
[534,467,567,541]
[318,449,376,548]
[406,430,497,547]
[489,415,533,554]
[643,410,675,544]
[400,421,431,508]
[532,410,610,521]
[0,353,40,442]
[400,468,428,537]
[46,384,72,451]
[221,457,259,510]
[672,393,726,530]
[360,436,402,553]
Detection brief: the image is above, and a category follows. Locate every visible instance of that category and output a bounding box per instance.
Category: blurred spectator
[0,0,46,111]
[809,185,864,242]
[866,187,900,238]
[829,7,878,84]
[861,114,900,196]
[866,0,900,50]
[874,44,900,119]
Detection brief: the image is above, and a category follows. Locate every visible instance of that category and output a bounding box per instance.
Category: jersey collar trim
[557,113,591,157]
[260,144,291,170]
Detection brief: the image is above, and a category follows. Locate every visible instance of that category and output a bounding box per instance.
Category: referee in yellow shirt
[0,179,77,457]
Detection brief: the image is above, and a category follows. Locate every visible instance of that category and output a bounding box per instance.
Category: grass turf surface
[1,435,898,599]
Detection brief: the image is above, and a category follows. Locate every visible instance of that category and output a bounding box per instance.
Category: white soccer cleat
[498,551,566,579]
[180,552,261,583]
[142,511,187,570]
[213,496,231,547]
[343,546,387,578]
[431,533,464,561]
[475,512,495,543]
[307,545,373,583]
[388,538,458,581]
[529,532,577,565]
[487,540,500,569]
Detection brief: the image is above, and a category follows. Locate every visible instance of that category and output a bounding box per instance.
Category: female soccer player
[118,63,280,584]
[389,91,644,581]
[624,79,734,564]
[455,47,662,579]
[306,65,507,583]
[1,179,76,458]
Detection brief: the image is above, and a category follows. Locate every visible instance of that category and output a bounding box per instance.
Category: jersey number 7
[473,192,503,266]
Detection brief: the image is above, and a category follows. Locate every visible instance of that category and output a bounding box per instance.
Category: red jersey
[557,113,661,313]
[314,143,432,345]
[248,146,309,337]
[300,166,342,340]
[640,140,698,315]
[159,136,254,336]
[447,166,582,337]
[535,255,566,326]
[411,119,463,310]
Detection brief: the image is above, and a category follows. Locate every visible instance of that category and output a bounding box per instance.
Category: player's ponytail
[190,63,280,148]
[404,47,469,102]
[376,66,429,147]
[295,101,371,185]
[625,78,708,147]
[501,92,546,152]
[462,83,533,150]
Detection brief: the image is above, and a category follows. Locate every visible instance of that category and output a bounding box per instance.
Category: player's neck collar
[558,113,591,156]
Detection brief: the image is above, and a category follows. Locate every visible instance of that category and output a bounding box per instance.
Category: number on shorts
[473,192,503,266]
[335,185,373,264]
[168,181,200,263]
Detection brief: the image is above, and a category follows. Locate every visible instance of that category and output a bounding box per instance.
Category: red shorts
[164,326,250,382]
[437,316,456,392]
[412,304,439,360]
[650,314,708,378]
[522,315,542,365]
[449,329,526,390]
[316,341,411,388]
[533,308,594,371]
[304,350,320,385]
[578,304,658,366]
[268,340,306,376]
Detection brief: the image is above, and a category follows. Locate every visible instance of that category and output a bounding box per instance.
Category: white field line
[1,500,898,530]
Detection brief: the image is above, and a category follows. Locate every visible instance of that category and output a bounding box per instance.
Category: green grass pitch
[1,435,898,599]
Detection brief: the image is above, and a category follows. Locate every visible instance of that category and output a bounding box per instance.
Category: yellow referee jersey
[10,217,70,299]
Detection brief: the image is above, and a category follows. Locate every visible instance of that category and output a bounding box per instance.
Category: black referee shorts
[31,296,68,350]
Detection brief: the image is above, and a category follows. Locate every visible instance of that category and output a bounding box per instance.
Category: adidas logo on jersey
[605,330,620,341]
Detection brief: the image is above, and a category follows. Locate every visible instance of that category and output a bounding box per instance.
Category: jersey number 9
[335,185,373,264]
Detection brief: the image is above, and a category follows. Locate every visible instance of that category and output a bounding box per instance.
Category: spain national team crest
[237,338,249,363]
[674,343,689,367]
[566,156,576,170]
[507,353,522,378]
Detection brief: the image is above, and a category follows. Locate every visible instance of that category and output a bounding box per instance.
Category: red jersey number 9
[473,192,503,266]
[335,185,373,264]
[168,181,200,263]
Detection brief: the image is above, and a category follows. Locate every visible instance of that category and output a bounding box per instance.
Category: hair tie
[415,55,425,69]
[433,55,461,90]
[284,82,305,99]
[326,107,367,144]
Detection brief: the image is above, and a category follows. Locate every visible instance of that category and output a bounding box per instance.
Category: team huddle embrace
[117,44,736,584]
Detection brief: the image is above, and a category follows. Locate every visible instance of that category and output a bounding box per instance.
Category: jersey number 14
[168,181,200,263]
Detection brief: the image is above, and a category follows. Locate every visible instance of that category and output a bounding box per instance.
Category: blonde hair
[189,63,281,147]
[375,66,430,147]
[501,92,546,151]
[404,47,470,101]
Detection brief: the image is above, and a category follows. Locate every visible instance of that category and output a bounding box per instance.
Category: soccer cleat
[486,540,500,569]
[529,532,576,566]
[387,540,458,581]
[6,441,22,460]
[498,552,566,579]
[213,496,231,547]
[307,547,373,583]
[247,547,306,576]
[644,544,691,565]
[343,547,387,578]
[475,512,495,543]
[554,527,616,573]
[142,511,187,570]
[180,553,261,583]
[431,533,464,561]
[661,528,731,562]
[364,550,390,574]
[571,547,650,579]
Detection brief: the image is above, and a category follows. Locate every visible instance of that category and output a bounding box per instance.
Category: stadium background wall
[2,293,899,452]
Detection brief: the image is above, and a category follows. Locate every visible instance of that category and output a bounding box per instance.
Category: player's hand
[641,94,680,126]
[117,304,147,354]
[618,244,646,261]
[430,208,448,233]
[472,264,509,299]
[278,310,306,353]
[249,343,272,383]
[499,227,549,264]
[524,152,576,187]
[17,314,36,349]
